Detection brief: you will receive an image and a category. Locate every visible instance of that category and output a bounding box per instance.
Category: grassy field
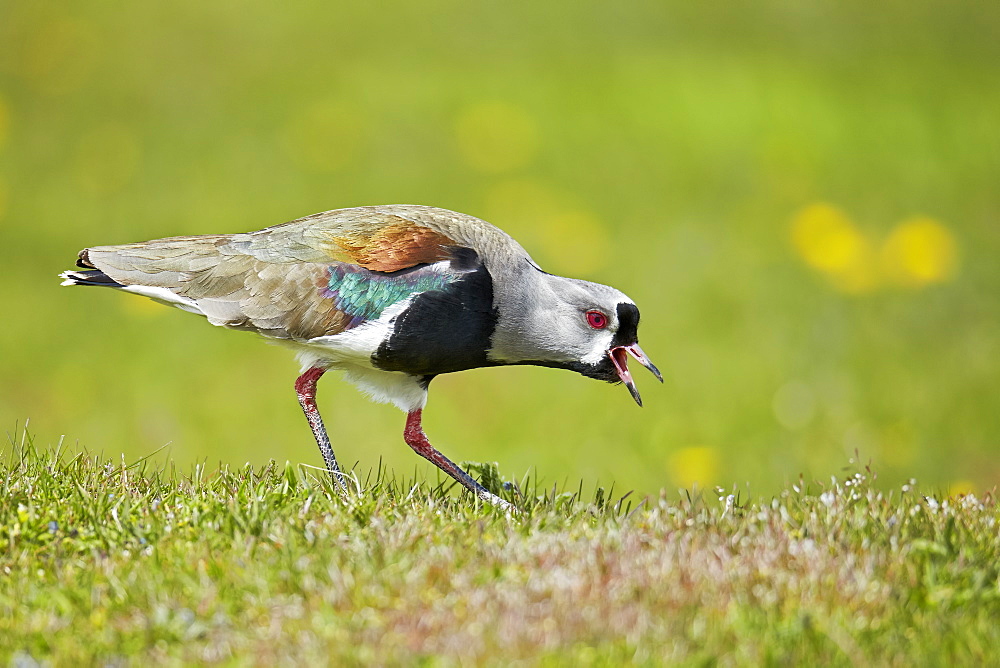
[2,4,999,662]
[3,435,999,665]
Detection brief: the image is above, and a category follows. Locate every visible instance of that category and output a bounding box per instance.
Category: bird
[60,205,660,511]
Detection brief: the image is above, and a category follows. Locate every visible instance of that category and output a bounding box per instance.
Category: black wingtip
[59,269,123,287]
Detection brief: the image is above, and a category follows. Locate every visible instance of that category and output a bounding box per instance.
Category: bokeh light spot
[455,102,538,173]
[668,446,719,489]
[23,18,100,95]
[772,380,817,430]
[280,101,363,172]
[73,123,141,195]
[791,203,879,294]
[791,203,861,272]
[881,217,958,287]
[947,480,976,497]
[482,180,608,273]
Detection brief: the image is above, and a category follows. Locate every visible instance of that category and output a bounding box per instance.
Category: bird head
[489,272,662,406]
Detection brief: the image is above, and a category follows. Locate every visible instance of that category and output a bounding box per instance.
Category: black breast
[371,258,498,377]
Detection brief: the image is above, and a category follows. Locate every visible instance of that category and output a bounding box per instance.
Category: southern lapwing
[60,205,660,510]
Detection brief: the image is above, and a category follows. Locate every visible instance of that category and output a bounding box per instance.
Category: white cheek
[580,330,614,365]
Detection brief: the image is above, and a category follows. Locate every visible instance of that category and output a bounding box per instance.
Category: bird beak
[608,343,663,407]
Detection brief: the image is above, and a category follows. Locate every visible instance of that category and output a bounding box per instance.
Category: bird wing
[75,207,478,340]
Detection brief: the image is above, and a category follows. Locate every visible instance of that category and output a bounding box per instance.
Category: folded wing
[64,208,474,341]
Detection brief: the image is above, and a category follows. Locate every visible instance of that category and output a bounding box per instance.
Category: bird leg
[295,366,345,489]
[404,409,513,512]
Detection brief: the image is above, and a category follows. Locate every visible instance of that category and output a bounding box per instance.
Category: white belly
[277,297,429,413]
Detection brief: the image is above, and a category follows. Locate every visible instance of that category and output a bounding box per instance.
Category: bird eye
[585,310,608,329]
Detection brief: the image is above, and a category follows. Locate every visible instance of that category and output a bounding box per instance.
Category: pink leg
[295,366,344,487]
[404,409,512,511]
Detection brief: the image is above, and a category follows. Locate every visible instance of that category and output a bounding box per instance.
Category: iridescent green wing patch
[324,263,459,329]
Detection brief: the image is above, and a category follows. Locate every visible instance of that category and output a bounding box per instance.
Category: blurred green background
[1,1,997,497]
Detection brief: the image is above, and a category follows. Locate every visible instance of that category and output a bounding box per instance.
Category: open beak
[609,343,663,407]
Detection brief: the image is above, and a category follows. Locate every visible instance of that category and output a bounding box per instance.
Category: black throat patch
[612,302,640,348]
[371,250,499,377]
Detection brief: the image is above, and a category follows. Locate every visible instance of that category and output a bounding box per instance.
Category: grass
[3,431,999,665]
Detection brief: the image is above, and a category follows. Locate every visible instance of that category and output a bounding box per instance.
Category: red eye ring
[586,310,608,329]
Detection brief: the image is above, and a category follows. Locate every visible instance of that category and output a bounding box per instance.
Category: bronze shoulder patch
[332,220,456,272]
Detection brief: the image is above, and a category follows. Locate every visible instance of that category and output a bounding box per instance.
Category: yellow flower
[947,480,975,497]
[668,446,719,489]
[881,217,958,287]
[790,203,879,294]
